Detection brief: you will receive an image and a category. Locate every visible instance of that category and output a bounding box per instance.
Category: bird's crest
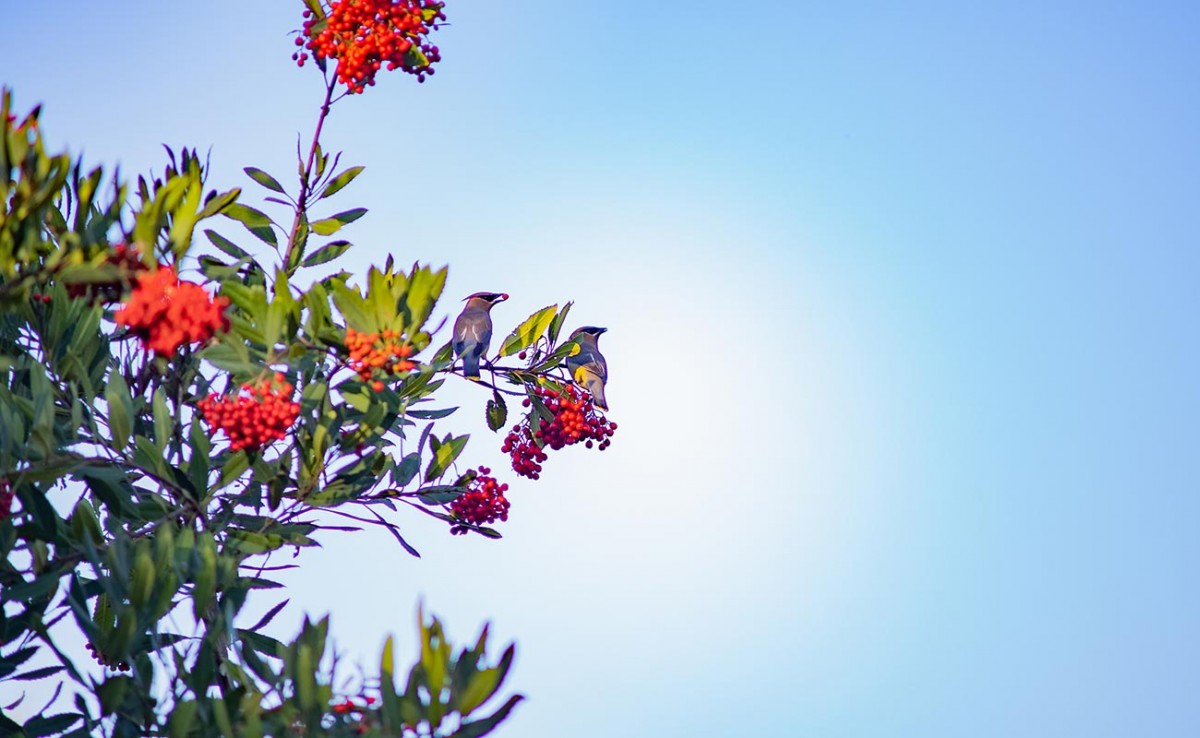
[463,292,509,303]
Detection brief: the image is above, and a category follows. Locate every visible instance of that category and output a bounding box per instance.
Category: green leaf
[409,406,457,420]
[247,599,289,632]
[310,208,367,236]
[454,695,525,738]
[28,363,54,455]
[401,264,447,334]
[108,606,138,660]
[431,341,455,367]
[296,644,316,711]
[380,635,401,729]
[211,699,234,738]
[200,255,246,281]
[485,396,507,432]
[287,212,311,273]
[425,433,468,483]
[104,372,134,451]
[200,340,258,380]
[244,166,286,194]
[168,701,198,738]
[531,339,582,373]
[205,229,250,260]
[330,279,373,331]
[227,530,286,555]
[500,305,558,357]
[188,417,213,494]
[67,498,103,546]
[457,644,516,716]
[23,713,83,738]
[300,239,351,268]
[0,647,36,677]
[130,549,155,610]
[417,485,465,505]
[16,482,62,543]
[319,165,364,199]
[304,482,363,507]
[152,387,172,452]
[547,301,573,345]
[237,629,285,657]
[221,280,269,315]
[197,188,240,220]
[224,203,277,246]
[12,665,64,681]
[393,453,421,487]
[192,533,217,620]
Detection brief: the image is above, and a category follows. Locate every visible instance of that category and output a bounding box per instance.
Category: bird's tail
[584,373,608,411]
[462,352,480,378]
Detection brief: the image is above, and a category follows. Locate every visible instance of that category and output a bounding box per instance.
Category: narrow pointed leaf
[310,208,367,236]
[301,239,351,267]
[320,165,364,199]
[244,166,286,194]
[499,305,557,357]
[205,229,250,260]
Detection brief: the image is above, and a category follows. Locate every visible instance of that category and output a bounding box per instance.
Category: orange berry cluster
[198,374,301,453]
[296,0,447,91]
[67,243,147,304]
[502,385,617,479]
[85,642,130,673]
[114,266,230,357]
[0,477,12,521]
[450,467,511,533]
[345,328,416,390]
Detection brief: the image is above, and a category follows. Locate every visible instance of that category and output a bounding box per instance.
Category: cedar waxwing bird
[566,326,609,411]
[453,292,508,378]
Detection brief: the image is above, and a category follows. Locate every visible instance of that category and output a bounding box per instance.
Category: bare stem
[283,73,338,271]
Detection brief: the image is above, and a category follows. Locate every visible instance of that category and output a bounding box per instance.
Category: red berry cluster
[85,642,130,672]
[296,0,447,91]
[114,266,230,357]
[345,328,416,391]
[449,467,510,534]
[502,385,617,479]
[0,477,13,521]
[198,374,301,453]
[67,243,148,304]
[332,695,377,717]
[502,426,548,479]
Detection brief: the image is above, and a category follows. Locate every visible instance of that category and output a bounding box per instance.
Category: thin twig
[283,73,338,271]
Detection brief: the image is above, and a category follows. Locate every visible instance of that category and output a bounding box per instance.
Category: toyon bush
[0,1,615,735]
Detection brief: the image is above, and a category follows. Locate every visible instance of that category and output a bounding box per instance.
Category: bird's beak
[497,293,509,302]
[596,327,608,334]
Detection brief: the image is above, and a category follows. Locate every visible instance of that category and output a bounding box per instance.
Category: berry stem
[284,72,338,274]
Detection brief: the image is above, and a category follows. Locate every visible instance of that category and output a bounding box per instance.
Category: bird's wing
[453,310,489,355]
[478,320,493,355]
[581,348,607,381]
[574,365,608,409]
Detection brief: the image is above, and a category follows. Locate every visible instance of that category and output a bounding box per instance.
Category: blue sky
[3,1,1199,735]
